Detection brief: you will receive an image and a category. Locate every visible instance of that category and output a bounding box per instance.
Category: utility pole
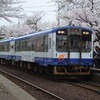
[57,3,60,27]
[57,2,64,27]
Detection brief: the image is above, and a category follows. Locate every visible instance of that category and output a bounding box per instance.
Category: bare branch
[0,0,25,22]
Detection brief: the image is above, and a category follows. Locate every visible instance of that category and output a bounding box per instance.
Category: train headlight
[83,32,89,35]
[58,31,65,34]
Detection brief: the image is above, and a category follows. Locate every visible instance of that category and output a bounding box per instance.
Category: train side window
[38,39,41,51]
[15,41,17,51]
[1,45,3,51]
[31,38,35,51]
[3,43,5,51]
[1,42,10,52]
[11,45,13,49]
[7,42,9,51]
[5,43,7,51]
[31,42,35,51]
[41,37,44,52]
[25,41,28,51]
[35,37,44,52]
[0,45,2,51]
[28,41,31,51]
[34,38,37,51]
[18,42,21,51]
[0,45,1,51]
[49,38,51,49]
[16,41,19,52]
[43,35,48,52]
[32,44,34,50]
[21,41,23,51]
[2,44,4,51]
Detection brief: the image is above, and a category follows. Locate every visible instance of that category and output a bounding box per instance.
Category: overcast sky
[0,0,57,26]
[22,0,57,21]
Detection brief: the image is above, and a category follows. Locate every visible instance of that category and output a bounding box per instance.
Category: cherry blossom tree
[0,0,25,22]
[25,12,45,31]
[54,0,100,42]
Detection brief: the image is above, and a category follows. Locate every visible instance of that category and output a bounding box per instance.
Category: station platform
[91,68,100,71]
[91,68,100,74]
[0,74,37,100]
[90,68,100,82]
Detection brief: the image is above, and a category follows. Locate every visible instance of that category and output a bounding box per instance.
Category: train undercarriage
[0,58,91,79]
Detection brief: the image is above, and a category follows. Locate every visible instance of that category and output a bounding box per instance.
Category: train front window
[70,35,91,52]
[82,41,91,52]
[82,30,91,52]
[70,35,80,52]
[56,29,67,52]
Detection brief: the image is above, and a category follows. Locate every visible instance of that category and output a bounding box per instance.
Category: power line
[23,10,57,12]
[23,5,57,8]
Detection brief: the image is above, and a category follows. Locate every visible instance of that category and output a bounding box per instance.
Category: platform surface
[0,74,37,100]
[91,68,100,71]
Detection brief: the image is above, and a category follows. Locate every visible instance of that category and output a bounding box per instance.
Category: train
[0,26,93,78]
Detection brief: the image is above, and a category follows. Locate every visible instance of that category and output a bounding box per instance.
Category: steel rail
[81,81,100,88]
[0,70,64,100]
[63,81,100,94]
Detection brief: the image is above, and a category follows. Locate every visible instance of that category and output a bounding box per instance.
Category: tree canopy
[25,12,45,31]
[54,0,100,41]
[0,0,24,22]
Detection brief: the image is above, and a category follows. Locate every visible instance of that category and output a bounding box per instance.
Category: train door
[9,40,15,59]
[43,33,54,66]
[48,33,55,60]
[68,34,82,65]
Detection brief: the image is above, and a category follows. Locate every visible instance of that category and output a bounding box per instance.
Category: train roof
[0,26,93,43]
[52,26,93,32]
[0,38,12,43]
[14,28,53,41]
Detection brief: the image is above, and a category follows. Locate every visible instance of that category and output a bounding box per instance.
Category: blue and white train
[0,26,93,77]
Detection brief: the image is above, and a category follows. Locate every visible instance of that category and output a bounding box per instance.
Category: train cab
[53,27,93,76]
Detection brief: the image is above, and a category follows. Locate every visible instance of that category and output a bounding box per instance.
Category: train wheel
[30,63,34,71]
[19,61,23,68]
[27,63,31,70]
[16,61,20,67]
[11,60,15,66]
[34,65,38,73]
[39,66,44,74]
[1,59,6,65]
[45,66,51,75]
[24,62,27,69]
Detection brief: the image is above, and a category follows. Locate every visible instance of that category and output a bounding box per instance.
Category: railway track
[0,69,64,100]
[0,65,100,100]
[82,81,100,88]
[63,80,100,94]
